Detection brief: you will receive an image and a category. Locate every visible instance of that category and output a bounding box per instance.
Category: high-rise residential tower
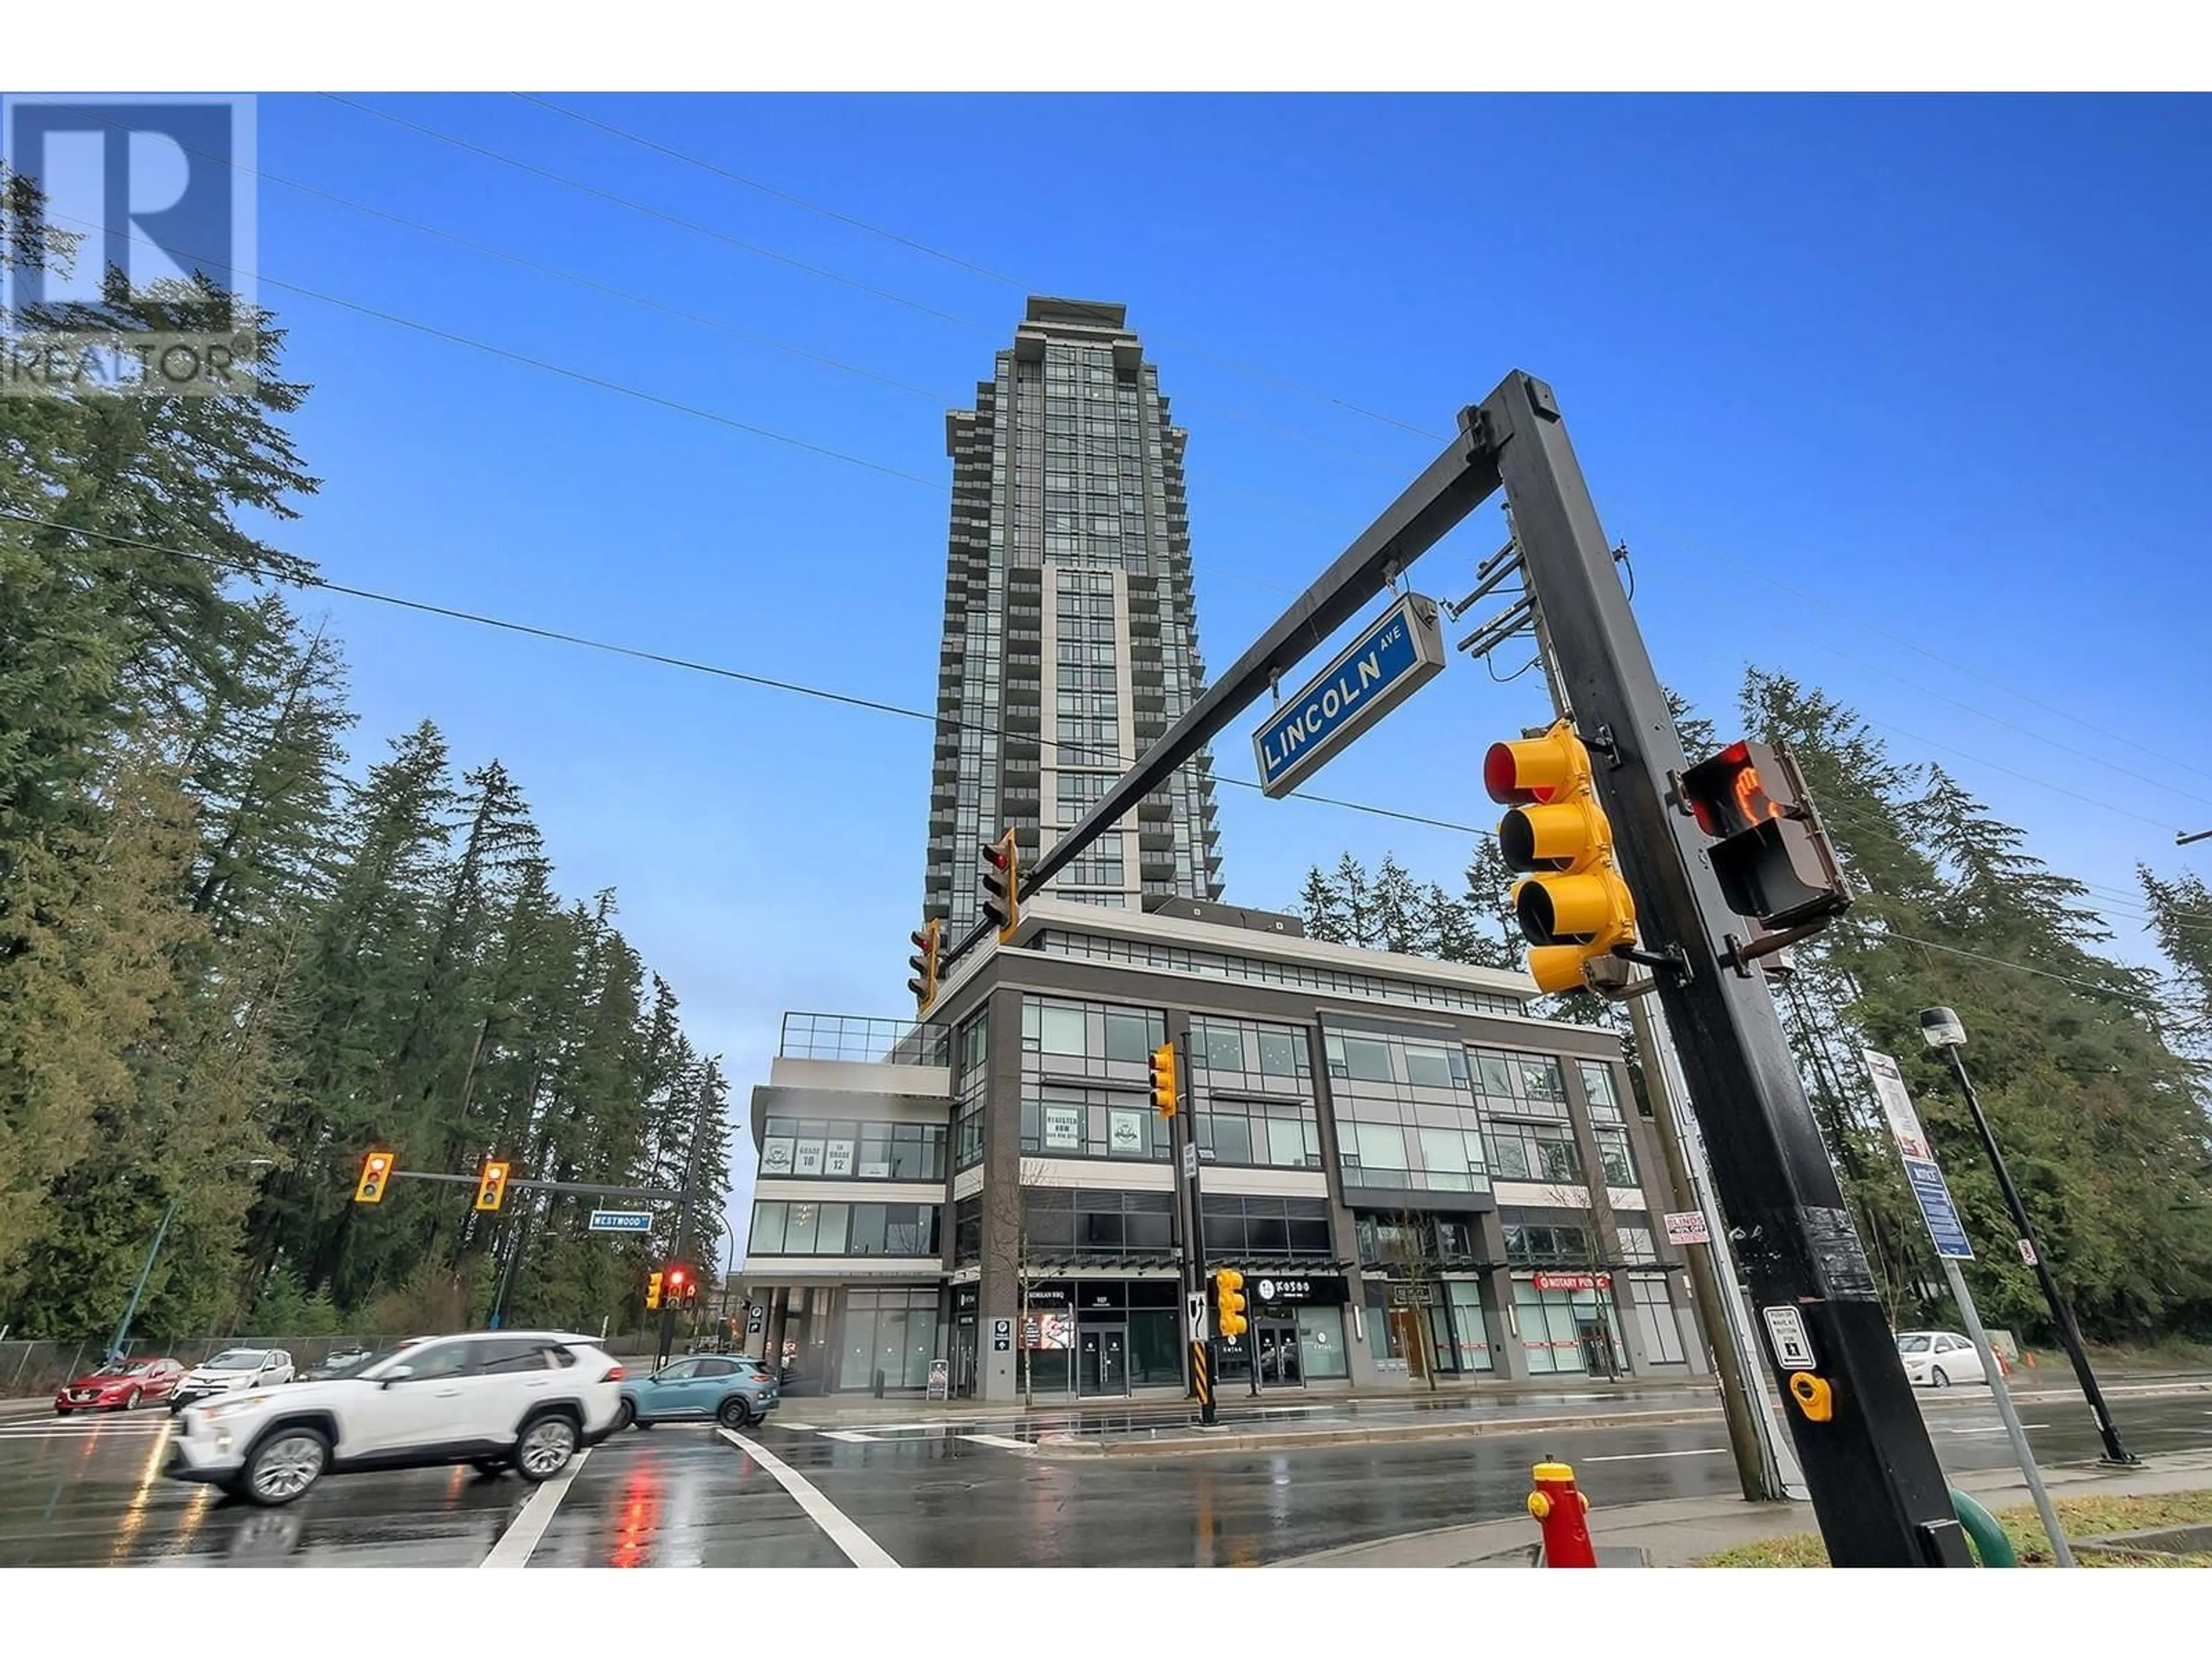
[925,298,1225,931]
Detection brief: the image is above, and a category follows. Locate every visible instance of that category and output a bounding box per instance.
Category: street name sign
[587,1210,654,1233]
[1251,593,1446,798]
[1864,1050,1974,1260]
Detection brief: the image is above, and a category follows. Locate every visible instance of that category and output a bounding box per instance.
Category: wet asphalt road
[2,1385,2207,1568]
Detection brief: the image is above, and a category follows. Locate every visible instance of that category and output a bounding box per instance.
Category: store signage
[1043,1105,1081,1150]
[991,1319,1012,1353]
[824,1139,854,1177]
[1531,1272,1612,1293]
[762,1142,792,1175]
[1385,1282,1438,1306]
[1250,1274,1347,1307]
[793,1142,823,1176]
[926,1359,949,1401]
[1662,1211,1710,1247]
[1109,1111,1145,1156]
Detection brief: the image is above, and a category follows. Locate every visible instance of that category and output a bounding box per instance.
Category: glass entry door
[1078,1325,1128,1396]
[1257,1319,1302,1387]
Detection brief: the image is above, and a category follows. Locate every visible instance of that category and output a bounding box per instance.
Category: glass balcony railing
[778,1012,951,1067]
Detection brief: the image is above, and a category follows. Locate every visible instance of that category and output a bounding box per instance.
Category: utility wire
[18,506,2193,1011]
[505,93,1445,442]
[0,509,1487,839]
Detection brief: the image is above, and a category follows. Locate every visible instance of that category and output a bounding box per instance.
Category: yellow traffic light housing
[1214,1267,1247,1340]
[645,1270,664,1311]
[1150,1041,1179,1119]
[906,919,942,1014]
[1486,720,1637,994]
[353,1149,394,1206]
[474,1160,512,1212]
[979,830,1019,942]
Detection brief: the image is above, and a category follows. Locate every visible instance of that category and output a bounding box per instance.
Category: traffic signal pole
[1486,374,1969,1565]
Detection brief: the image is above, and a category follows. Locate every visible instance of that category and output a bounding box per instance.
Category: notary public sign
[1252,593,1446,798]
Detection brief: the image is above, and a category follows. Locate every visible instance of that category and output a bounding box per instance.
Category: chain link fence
[2,1327,666,1398]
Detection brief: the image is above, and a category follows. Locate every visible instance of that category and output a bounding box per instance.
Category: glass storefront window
[1447,1279,1494,1372]
[1296,1306,1348,1379]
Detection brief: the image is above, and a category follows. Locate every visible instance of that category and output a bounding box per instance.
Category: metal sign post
[1864,1051,2074,1567]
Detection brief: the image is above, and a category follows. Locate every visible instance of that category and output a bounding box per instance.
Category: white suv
[168,1348,295,1413]
[165,1331,624,1506]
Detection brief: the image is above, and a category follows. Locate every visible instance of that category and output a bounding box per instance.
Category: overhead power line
[0,509,1484,840]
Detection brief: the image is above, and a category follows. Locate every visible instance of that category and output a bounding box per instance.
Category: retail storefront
[835,1285,944,1393]
[1512,1271,1626,1377]
[1013,1278,1184,1397]
[1360,1275,1501,1378]
[1213,1272,1350,1388]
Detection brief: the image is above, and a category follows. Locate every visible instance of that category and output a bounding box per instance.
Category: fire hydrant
[1527,1461,1597,1567]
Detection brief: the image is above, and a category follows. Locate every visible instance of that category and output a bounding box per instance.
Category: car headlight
[201,1393,270,1419]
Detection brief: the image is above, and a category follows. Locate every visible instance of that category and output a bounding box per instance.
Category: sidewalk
[1275,1448,2212,1569]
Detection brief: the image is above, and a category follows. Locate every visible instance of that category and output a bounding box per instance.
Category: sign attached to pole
[1251,593,1446,798]
[991,1318,1012,1353]
[1181,1142,1198,1180]
[1186,1291,1210,1342]
[1865,1050,1974,1260]
[587,1210,654,1233]
[1663,1210,1710,1246]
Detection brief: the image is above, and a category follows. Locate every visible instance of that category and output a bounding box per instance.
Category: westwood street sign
[1252,593,1446,798]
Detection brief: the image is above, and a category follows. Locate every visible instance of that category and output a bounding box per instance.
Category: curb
[1027,1406,1723,1460]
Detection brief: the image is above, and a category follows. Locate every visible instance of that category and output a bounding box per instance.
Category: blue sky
[191,93,2212,1230]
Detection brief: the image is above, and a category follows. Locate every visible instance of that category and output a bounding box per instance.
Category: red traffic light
[982,840,1012,873]
[667,1268,687,1287]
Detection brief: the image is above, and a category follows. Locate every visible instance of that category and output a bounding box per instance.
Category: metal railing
[778,1013,950,1067]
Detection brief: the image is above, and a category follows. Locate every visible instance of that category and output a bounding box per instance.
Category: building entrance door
[1256,1319,1302,1387]
[1575,1314,1615,1378]
[1078,1325,1128,1396]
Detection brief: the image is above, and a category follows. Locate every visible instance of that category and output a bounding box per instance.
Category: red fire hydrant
[1528,1461,1597,1567]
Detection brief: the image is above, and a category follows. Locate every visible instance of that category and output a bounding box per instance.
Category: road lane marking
[961,1434,1032,1451]
[480,1448,590,1569]
[1939,1423,2048,1434]
[771,1420,818,1430]
[1581,1447,1730,1463]
[821,1430,880,1442]
[719,1428,899,1569]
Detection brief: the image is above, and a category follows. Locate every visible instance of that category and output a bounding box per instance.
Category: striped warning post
[1191,1341,1211,1410]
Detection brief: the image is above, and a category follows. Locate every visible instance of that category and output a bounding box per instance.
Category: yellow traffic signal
[353,1149,394,1206]
[474,1160,512,1212]
[645,1270,664,1311]
[1485,720,1636,994]
[979,830,1019,942]
[907,919,942,1014]
[1214,1267,1247,1340]
[1150,1041,1179,1119]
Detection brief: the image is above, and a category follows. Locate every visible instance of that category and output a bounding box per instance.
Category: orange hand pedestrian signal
[1679,739,1851,934]
[354,1149,394,1206]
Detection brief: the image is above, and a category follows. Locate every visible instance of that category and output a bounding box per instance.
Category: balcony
[779,1012,949,1067]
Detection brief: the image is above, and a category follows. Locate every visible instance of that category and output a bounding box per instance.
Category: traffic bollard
[1528,1461,1597,1567]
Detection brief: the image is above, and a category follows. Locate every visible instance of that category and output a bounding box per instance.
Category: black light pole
[1918,1007,2139,1467]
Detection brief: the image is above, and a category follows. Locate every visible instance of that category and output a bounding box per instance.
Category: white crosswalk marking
[480,1449,590,1569]
[821,1430,879,1443]
[719,1429,899,1568]
[960,1434,1032,1451]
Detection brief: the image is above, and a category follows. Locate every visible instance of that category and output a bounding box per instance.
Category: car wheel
[514,1413,579,1483]
[1930,1367,1950,1389]
[122,1388,142,1411]
[717,1395,756,1430]
[613,1397,636,1432]
[243,1427,329,1506]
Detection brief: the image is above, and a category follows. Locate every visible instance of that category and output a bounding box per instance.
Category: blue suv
[617,1354,778,1430]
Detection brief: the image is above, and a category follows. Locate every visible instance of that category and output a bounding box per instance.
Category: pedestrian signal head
[354,1149,394,1206]
[1150,1041,1179,1119]
[1678,739,1850,933]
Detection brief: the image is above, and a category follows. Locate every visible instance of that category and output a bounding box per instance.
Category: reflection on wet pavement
[1,1388,2208,1569]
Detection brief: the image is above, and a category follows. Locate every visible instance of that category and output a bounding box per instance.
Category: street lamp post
[1918,1008,2139,1467]
[715,1213,740,1346]
[109,1159,274,1359]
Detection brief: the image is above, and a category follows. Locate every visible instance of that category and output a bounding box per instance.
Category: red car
[54,1357,185,1414]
